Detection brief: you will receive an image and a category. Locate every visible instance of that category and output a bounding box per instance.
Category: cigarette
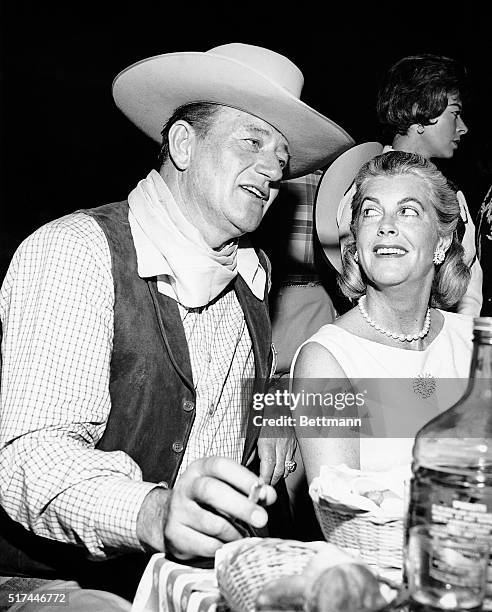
[248,477,267,504]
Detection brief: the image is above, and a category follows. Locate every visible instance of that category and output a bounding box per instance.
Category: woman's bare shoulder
[332,306,363,334]
[293,339,348,379]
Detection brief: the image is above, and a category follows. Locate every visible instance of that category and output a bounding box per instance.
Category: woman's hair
[339,151,471,309]
[376,54,468,139]
[157,102,222,168]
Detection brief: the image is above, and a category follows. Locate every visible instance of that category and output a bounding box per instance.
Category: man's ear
[167,120,195,170]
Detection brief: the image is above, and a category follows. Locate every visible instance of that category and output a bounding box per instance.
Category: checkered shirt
[0,212,254,558]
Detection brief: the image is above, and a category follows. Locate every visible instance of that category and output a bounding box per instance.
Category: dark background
[2,4,491,281]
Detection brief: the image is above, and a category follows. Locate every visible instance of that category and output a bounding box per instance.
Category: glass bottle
[406,317,492,610]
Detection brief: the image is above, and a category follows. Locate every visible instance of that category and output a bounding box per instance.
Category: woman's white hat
[315,142,384,272]
[112,43,354,179]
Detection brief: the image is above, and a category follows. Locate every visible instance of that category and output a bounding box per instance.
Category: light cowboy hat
[315,142,384,273]
[112,43,354,179]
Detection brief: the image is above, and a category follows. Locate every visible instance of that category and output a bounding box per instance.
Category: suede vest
[89,200,272,481]
[0,201,272,589]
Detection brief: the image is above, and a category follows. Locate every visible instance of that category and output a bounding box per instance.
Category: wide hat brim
[112,51,354,179]
[315,142,384,273]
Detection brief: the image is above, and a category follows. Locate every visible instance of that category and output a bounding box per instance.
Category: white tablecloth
[131,555,224,612]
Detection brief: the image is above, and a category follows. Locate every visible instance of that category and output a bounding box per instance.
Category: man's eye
[362,207,379,217]
[245,138,260,148]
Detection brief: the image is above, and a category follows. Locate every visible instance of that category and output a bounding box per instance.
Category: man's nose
[255,153,283,182]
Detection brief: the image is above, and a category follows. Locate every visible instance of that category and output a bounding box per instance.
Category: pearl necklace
[358,295,431,342]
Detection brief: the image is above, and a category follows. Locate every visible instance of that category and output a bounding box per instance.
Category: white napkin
[309,464,410,518]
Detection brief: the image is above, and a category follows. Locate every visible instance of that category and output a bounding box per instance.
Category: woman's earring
[433,247,446,265]
[417,124,425,135]
[354,251,359,263]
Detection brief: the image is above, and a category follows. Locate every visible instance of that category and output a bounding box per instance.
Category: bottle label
[408,468,492,609]
[428,540,486,588]
[432,499,492,537]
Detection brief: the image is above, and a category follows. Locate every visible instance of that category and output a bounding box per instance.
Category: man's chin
[235,216,264,237]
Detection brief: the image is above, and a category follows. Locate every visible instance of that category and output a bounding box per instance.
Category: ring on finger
[284,459,297,474]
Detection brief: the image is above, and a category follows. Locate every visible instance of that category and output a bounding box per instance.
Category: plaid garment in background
[255,170,323,287]
[280,170,323,284]
[0,213,254,558]
[254,171,339,375]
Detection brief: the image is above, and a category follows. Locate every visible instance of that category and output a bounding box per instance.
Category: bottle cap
[473,317,492,343]
[473,317,492,332]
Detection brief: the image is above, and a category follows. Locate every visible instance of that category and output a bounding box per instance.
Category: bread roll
[305,563,386,612]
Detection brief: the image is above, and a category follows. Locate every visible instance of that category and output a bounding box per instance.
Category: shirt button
[157,480,169,489]
[172,441,184,453]
[182,399,195,412]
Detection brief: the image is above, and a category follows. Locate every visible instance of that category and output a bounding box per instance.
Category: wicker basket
[313,497,403,571]
[216,538,319,612]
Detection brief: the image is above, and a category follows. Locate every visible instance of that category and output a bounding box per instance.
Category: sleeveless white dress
[291,310,473,471]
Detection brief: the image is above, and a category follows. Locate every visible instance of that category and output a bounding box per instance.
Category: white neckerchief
[128,170,266,308]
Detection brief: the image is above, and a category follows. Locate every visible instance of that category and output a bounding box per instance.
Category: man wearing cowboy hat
[0,43,353,599]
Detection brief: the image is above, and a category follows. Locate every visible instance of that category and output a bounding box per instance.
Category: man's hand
[136,456,276,560]
[257,431,297,486]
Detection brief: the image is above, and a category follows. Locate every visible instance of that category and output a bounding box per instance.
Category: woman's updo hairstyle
[338,151,470,309]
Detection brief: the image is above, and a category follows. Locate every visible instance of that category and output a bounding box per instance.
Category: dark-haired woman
[375,54,481,316]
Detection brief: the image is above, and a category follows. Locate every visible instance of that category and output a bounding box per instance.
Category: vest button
[157,480,169,489]
[182,399,195,412]
[172,441,184,453]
